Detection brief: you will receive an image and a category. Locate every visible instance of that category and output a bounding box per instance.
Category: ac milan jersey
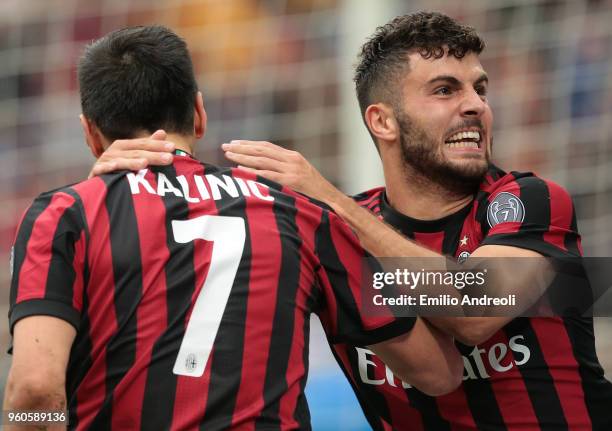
[333,165,612,430]
[9,153,415,431]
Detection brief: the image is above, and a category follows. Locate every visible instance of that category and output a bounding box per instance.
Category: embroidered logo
[487,192,525,227]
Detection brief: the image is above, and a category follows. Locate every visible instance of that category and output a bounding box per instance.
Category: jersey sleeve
[314,210,415,346]
[9,189,87,335]
[480,176,582,258]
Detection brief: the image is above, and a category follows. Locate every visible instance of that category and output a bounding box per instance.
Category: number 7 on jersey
[171,215,246,377]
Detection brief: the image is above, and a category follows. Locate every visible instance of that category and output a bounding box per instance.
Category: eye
[475,85,488,97]
[435,86,452,96]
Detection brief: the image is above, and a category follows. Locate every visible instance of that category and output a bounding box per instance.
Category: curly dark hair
[355,11,485,120]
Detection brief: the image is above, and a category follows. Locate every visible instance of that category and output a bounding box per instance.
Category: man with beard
[89,11,612,430]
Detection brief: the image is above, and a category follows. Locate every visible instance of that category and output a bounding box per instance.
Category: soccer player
[4,26,463,430]
[97,12,612,430]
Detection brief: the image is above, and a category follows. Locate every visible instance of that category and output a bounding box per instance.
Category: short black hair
[78,25,198,141]
[355,11,485,121]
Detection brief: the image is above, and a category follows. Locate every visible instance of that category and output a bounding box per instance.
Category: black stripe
[441,218,464,256]
[563,317,612,430]
[44,199,83,305]
[141,166,195,430]
[199,177,251,430]
[255,189,303,431]
[475,189,491,237]
[332,345,388,431]
[518,176,551,236]
[67,257,92,430]
[90,174,143,430]
[565,208,581,256]
[403,389,452,431]
[9,193,53,311]
[504,318,568,429]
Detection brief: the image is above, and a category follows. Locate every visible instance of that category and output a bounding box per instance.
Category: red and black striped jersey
[333,165,612,430]
[9,153,415,431]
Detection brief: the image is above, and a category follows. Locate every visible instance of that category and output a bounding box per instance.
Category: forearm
[425,316,511,346]
[323,188,441,258]
[369,318,463,396]
[3,375,67,430]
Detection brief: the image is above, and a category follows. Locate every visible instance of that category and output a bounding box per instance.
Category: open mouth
[444,130,482,149]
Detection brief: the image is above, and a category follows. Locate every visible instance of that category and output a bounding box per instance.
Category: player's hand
[222,140,336,202]
[88,130,175,178]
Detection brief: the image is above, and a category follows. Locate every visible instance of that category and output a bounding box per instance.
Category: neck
[383,159,473,221]
[164,133,195,156]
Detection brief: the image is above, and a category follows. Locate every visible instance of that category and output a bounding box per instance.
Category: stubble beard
[397,111,490,197]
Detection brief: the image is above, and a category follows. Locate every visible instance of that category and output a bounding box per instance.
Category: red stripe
[170,162,218,430]
[231,168,282,429]
[71,179,116,429]
[542,181,573,251]
[278,197,322,429]
[436,386,477,430]
[71,230,86,312]
[16,192,76,303]
[482,331,539,428]
[108,170,169,430]
[487,222,522,235]
[413,232,444,253]
[531,318,591,429]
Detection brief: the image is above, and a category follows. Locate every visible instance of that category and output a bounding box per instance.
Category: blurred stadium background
[1,0,611,429]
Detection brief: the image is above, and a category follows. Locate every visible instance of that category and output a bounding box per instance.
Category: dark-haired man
[98,12,612,430]
[4,25,463,430]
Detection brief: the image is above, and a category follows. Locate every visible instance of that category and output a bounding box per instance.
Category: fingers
[236,166,283,183]
[112,138,175,152]
[88,158,149,179]
[222,141,288,162]
[224,150,287,172]
[100,149,173,164]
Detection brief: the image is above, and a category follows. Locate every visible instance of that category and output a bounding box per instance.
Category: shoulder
[484,170,572,204]
[17,175,117,234]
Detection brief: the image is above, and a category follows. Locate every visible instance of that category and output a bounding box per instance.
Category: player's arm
[3,316,75,430]
[222,141,560,346]
[316,210,462,396]
[6,190,87,429]
[367,317,463,396]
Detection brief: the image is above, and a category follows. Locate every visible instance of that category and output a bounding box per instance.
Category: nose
[460,89,486,118]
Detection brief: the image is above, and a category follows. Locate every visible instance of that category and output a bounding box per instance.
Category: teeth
[447,141,479,149]
[446,131,480,142]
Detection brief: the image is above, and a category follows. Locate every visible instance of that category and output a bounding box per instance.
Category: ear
[79,115,106,158]
[194,91,207,139]
[364,103,399,145]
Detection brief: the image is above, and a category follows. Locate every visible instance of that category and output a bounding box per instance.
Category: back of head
[78,26,198,141]
[354,11,485,139]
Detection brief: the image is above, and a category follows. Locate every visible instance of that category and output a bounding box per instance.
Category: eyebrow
[427,73,489,86]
